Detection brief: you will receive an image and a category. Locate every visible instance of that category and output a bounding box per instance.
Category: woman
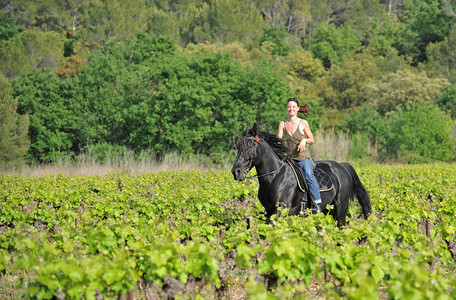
[277,98,322,213]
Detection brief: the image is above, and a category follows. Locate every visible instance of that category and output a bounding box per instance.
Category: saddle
[286,159,333,212]
[287,159,333,194]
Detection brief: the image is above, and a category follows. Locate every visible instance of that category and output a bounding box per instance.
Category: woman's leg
[298,159,322,211]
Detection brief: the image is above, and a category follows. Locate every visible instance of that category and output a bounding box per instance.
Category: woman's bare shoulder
[300,119,310,127]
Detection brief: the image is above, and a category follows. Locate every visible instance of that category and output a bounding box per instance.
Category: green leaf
[371,264,384,283]
[235,244,254,268]
[103,269,125,285]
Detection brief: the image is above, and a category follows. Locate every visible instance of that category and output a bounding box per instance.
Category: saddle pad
[287,159,333,193]
[314,168,333,191]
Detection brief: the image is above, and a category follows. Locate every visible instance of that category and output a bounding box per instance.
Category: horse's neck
[255,143,283,181]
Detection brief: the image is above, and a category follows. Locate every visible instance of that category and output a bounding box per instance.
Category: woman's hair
[287,98,310,115]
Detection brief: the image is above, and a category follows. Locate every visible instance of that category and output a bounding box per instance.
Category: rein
[245,163,284,180]
[240,136,285,180]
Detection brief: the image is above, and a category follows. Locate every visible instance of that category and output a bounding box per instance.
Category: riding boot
[311,201,321,213]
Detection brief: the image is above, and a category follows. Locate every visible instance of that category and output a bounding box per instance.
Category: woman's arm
[277,121,284,139]
[297,120,314,152]
[301,120,314,144]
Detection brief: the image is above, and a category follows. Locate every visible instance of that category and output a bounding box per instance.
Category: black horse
[231,124,371,226]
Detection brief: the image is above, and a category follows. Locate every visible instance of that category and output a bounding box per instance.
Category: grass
[1,131,377,177]
[1,151,234,177]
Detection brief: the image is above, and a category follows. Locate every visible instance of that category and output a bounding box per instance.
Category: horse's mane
[238,124,290,160]
[257,130,289,160]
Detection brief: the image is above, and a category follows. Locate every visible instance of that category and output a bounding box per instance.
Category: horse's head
[231,124,262,181]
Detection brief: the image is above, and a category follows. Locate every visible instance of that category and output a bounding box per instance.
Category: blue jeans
[297,159,321,204]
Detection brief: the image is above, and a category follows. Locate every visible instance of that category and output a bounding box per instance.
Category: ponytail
[287,98,310,115]
[298,103,310,115]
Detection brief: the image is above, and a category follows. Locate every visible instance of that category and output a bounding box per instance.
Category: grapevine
[1,164,455,299]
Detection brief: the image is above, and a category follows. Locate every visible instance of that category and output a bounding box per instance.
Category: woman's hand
[297,139,307,152]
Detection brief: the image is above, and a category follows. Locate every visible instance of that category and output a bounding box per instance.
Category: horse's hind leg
[322,189,347,226]
[337,213,347,227]
[330,208,346,227]
[334,196,350,227]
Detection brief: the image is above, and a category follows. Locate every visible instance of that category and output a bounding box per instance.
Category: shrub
[385,102,455,163]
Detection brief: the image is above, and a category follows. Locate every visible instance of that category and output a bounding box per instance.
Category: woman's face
[287,101,298,117]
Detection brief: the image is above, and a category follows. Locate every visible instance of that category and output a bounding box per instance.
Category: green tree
[354,11,400,58]
[3,0,77,32]
[1,0,38,28]
[221,42,253,67]
[5,0,87,34]
[364,46,410,75]
[182,0,264,49]
[68,41,132,148]
[14,38,152,162]
[130,33,177,64]
[435,84,456,119]
[319,54,381,110]
[146,0,209,45]
[363,69,450,115]
[61,0,86,33]
[0,9,22,42]
[148,51,243,153]
[145,7,178,39]
[12,36,177,160]
[282,49,325,81]
[348,132,372,160]
[56,40,89,78]
[0,73,29,168]
[339,105,386,146]
[305,0,357,34]
[426,23,456,83]
[20,28,65,71]
[260,26,293,56]
[78,0,150,45]
[127,49,290,154]
[254,0,311,37]
[13,70,77,161]
[393,0,453,64]
[278,49,325,98]
[30,0,69,31]
[0,38,32,78]
[6,32,302,159]
[345,0,390,43]
[385,102,455,162]
[235,59,295,133]
[305,23,362,68]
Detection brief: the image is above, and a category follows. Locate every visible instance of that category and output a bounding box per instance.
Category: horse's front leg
[274,187,302,216]
[287,190,305,216]
[258,187,277,219]
[258,187,291,218]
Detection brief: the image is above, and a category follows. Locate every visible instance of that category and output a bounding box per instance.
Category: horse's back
[315,160,352,187]
[315,160,349,174]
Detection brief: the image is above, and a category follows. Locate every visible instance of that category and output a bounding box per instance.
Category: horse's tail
[341,162,372,219]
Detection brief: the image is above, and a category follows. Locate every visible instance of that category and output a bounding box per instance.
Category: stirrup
[300,193,308,213]
[311,202,321,214]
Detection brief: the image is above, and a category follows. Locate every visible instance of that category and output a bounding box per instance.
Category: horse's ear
[242,125,251,137]
[252,123,259,135]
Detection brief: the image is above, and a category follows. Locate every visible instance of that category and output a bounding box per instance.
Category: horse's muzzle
[231,167,246,181]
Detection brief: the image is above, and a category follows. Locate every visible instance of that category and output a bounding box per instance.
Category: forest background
[2,0,456,170]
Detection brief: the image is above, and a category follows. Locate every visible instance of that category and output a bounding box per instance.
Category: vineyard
[1,164,456,299]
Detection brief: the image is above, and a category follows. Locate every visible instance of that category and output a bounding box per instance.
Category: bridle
[245,164,284,180]
[237,136,285,180]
